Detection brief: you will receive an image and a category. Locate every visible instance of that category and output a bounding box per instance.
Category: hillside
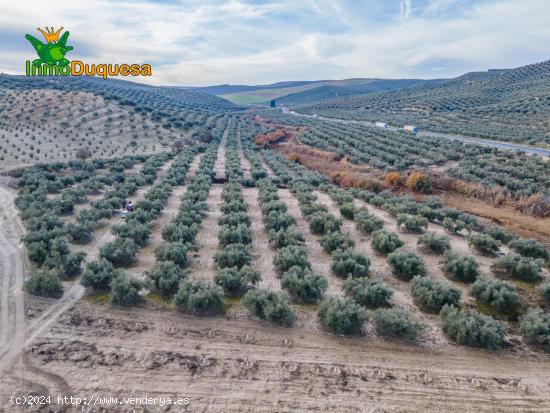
[296,60,550,145]
[270,79,438,106]
[0,75,237,169]
[213,78,429,105]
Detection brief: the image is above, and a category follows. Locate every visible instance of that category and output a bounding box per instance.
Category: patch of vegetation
[410,276,461,312]
[470,277,520,314]
[318,296,368,335]
[387,250,426,281]
[373,308,424,340]
[344,277,393,308]
[242,289,296,327]
[442,252,479,283]
[174,281,225,316]
[440,305,505,351]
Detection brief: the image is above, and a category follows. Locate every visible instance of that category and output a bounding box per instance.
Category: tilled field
[5,300,550,412]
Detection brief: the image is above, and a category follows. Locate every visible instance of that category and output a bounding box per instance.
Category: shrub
[418,232,450,254]
[344,277,392,308]
[110,275,142,307]
[67,223,93,243]
[318,297,368,335]
[418,206,442,222]
[218,224,252,246]
[219,211,251,227]
[281,266,327,302]
[354,208,384,233]
[387,250,426,280]
[384,172,402,186]
[440,305,505,351]
[340,202,356,219]
[273,245,310,272]
[221,200,246,214]
[538,282,550,303]
[62,252,86,279]
[509,239,549,261]
[154,242,188,267]
[492,253,543,282]
[410,275,461,312]
[81,259,122,291]
[319,231,355,254]
[215,243,251,269]
[468,233,500,255]
[308,212,341,235]
[470,277,520,314]
[112,222,150,247]
[25,269,63,298]
[397,214,428,233]
[28,242,47,265]
[264,210,295,231]
[484,226,515,244]
[100,238,138,266]
[331,249,370,278]
[406,171,432,193]
[519,308,550,352]
[242,289,295,327]
[162,223,198,243]
[300,202,327,217]
[173,281,224,315]
[443,217,466,234]
[442,252,479,283]
[268,228,304,248]
[371,230,404,254]
[146,261,186,297]
[214,265,260,296]
[373,308,424,340]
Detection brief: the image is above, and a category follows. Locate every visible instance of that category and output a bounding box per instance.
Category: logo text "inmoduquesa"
[25,26,152,79]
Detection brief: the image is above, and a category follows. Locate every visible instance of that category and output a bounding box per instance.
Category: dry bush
[385,172,402,187]
[406,171,432,193]
[514,193,550,218]
[330,171,383,190]
[288,153,301,163]
[254,129,289,147]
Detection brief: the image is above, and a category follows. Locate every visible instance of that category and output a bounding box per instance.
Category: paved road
[285,110,550,157]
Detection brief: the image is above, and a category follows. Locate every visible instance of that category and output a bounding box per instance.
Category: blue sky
[0,0,549,86]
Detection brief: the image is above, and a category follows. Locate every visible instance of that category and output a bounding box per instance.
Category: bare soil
[3,300,550,412]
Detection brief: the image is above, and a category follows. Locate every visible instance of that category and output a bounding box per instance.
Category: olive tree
[318,296,368,335]
[387,250,426,281]
[440,305,505,351]
[173,281,224,315]
[242,289,295,327]
[410,276,461,313]
[373,308,424,340]
[470,277,520,314]
[344,277,393,308]
[281,266,327,302]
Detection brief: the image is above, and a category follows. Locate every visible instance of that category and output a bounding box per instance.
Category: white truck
[404,125,419,134]
[375,122,387,128]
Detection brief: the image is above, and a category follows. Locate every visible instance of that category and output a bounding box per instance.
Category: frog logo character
[25,27,73,67]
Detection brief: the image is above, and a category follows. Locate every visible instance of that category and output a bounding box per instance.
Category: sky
[0,0,549,86]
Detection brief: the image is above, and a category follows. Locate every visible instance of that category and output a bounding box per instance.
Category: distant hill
[270,79,439,106]
[195,81,321,96]
[205,78,432,105]
[296,60,550,145]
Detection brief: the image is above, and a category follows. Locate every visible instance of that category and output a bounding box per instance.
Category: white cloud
[400,0,412,20]
[1,0,549,85]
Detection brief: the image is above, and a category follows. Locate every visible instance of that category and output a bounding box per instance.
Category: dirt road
[0,180,27,377]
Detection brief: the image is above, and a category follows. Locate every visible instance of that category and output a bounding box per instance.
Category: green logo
[25,27,73,67]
